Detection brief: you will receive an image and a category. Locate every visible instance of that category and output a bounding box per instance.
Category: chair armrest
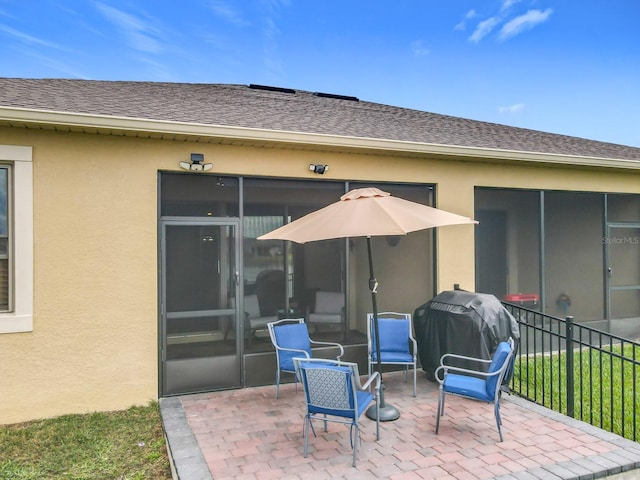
[410,336,418,353]
[276,346,311,358]
[440,352,493,366]
[309,340,344,360]
[435,363,504,383]
[359,370,381,392]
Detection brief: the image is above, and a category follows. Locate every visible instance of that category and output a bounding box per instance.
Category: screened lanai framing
[158,173,435,393]
[475,188,640,336]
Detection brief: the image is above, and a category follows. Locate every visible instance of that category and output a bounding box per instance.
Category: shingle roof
[1,78,639,161]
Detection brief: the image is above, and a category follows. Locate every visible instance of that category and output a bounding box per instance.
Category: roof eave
[1,106,639,171]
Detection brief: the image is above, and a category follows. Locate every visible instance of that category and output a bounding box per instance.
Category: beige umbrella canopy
[258,187,477,421]
[258,187,477,243]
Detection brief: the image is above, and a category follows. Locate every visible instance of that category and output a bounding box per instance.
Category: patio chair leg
[352,426,358,467]
[304,416,314,458]
[495,403,504,442]
[375,396,380,440]
[275,370,280,399]
[435,390,444,434]
[349,423,357,449]
[412,366,417,397]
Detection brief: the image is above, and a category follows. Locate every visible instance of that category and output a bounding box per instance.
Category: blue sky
[1,0,639,147]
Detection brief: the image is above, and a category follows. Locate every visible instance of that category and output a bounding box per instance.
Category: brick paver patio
[161,369,640,479]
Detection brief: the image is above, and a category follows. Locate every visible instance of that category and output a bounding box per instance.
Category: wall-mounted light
[309,164,329,174]
[180,153,212,172]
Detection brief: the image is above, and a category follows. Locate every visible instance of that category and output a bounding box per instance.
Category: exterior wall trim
[0,144,33,333]
[2,106,640,171]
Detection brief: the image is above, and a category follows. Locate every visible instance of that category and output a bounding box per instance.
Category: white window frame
[0,145,33,333]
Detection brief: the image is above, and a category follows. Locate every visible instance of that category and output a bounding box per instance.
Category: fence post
[565,315,574,418]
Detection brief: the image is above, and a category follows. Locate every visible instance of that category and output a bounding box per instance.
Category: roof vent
[313,92,359,102]
[248,84,296,94]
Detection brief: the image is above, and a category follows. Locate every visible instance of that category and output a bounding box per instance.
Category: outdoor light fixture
[180,153,212,172]
[309,164,329,174]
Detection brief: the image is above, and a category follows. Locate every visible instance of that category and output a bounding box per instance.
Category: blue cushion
[274,323,311,371]
[443,373,492,402]
[355,391,374,418]
[306,384,372,420]
[302,364,356,417]
[372,351,413,363]
[299,363,374,420]
[372,317,411,359]
[486,341,511,396]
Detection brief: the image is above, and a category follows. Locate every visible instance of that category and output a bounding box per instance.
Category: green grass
[512,343,640,441]
[0,402,172,480]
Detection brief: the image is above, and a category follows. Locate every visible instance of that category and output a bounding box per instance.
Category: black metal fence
[502,303,640,443]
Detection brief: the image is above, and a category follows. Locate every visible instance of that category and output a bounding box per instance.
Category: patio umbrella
[258,187,478,421]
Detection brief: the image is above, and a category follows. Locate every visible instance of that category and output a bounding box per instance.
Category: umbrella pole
[365,236,400,422]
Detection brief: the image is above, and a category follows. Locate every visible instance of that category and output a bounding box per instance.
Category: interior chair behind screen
[435,338,515,441]
[243,294,277,344]
[255,269,286,317]
[292,358,381,467]
[267,319,344,399]
[367,312,418,396]
[307,291,345,339]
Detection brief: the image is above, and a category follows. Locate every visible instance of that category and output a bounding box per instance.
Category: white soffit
[1,106,639,171]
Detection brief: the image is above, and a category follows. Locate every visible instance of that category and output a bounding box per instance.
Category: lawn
[0,402,172,480]
[512,343,640,441]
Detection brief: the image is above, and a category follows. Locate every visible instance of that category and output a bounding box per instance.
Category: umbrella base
[366,403,400,422]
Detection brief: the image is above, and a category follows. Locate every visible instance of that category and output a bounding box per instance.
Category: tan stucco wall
[1,130,160,424]
[1,125,639,424]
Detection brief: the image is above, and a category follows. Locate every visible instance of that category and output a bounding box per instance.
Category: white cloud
[0,24,65,50]
[469,17,500,43]
[500,0,521,12]
[8,46,89,78]
[207,0,249,26]
[259,0,292,81]
[93,2,163,53]
[262,0,292,10]
[498,8,553,41]
[499,103,526,114]
[454,9,476,31]
[462,3,552,43]
[410,40,430,57]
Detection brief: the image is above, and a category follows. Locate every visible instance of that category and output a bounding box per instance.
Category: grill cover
[413,290,520,381]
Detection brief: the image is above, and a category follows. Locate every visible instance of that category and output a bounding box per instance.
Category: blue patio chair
[367,312,417,396]
[267,318,344,399]
[435,338,515,441]
[292,357,381,467]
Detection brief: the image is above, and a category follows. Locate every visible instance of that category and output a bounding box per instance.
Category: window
[0,145,33,334]
[0,167,9,310]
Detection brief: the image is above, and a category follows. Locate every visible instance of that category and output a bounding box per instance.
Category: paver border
[160,397,213,480]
